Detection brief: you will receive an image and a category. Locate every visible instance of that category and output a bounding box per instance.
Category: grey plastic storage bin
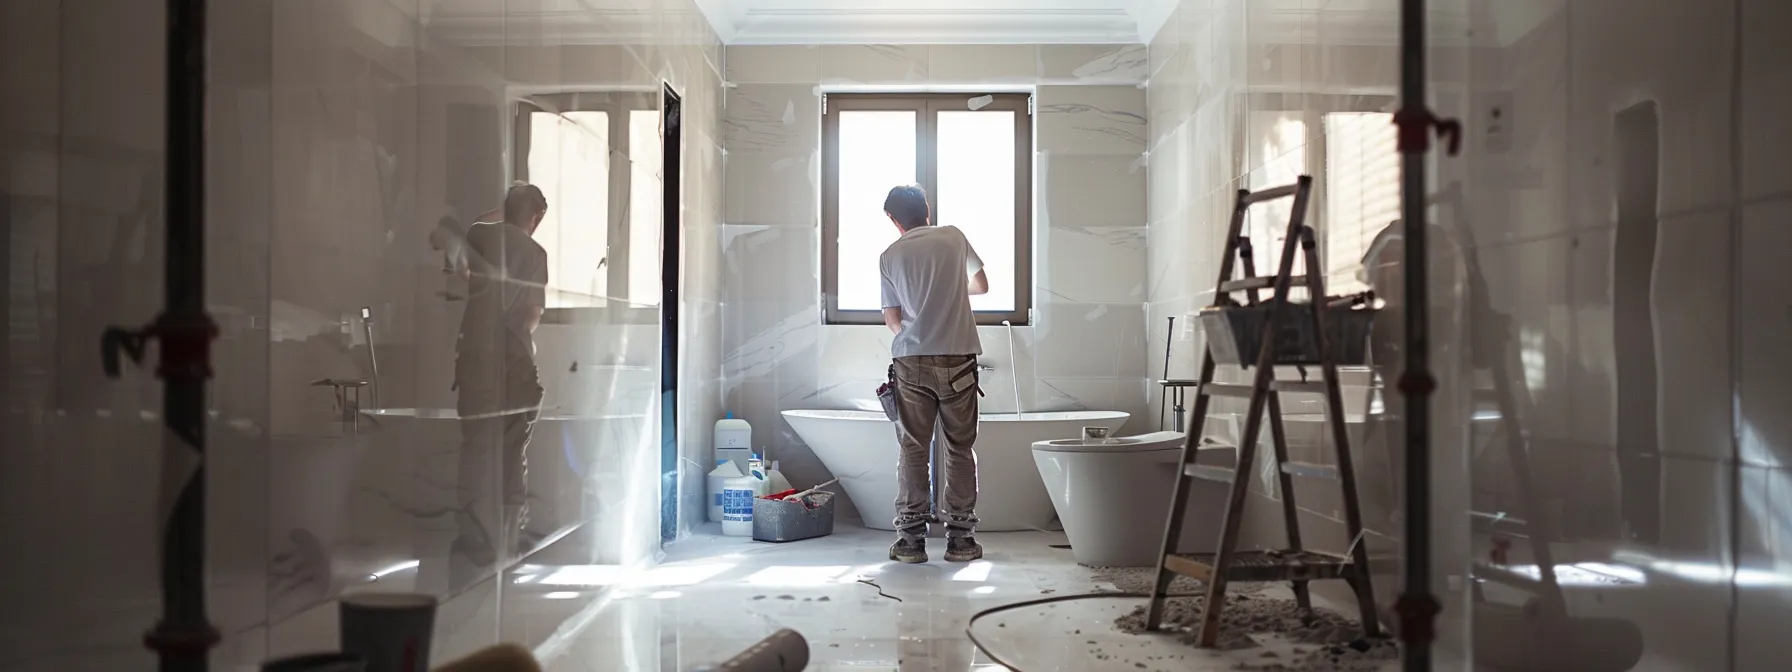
[752,492,837,543]
[1199,302,1375,367]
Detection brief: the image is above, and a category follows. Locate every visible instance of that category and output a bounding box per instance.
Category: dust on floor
[1088,566,1399,671]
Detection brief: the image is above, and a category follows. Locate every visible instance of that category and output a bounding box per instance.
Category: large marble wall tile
[723,84,822,156]
[925,45,1039,85]
[1741,0,1792,199]
[1033,300,1147,380]
[1040,225,1147,305]
[1038,44,1148,85]
[726,45,824,85]
[1738,199,1792,468]
[1036,86,1148,155]
[819,45,929,85]
[723,150,820,227]
[1039,153,1147,229]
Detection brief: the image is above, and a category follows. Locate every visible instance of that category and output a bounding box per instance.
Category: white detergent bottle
[706,459,742,523]
[721,472,758,537]
[766,459,793,493]
[747,455,771,496]
[715,413,753,473]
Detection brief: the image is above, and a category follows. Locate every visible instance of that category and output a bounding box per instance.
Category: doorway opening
[659,84,683,543]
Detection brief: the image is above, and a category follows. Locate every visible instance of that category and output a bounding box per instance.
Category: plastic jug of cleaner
[715,413,753,473]
[747,455,771,496]
[706,459,742,523]
[721,470,760,537]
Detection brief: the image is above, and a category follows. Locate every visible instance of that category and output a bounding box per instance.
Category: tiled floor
[534,523,1390,671]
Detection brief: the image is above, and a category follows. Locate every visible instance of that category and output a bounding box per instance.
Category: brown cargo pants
[892,354,981,541]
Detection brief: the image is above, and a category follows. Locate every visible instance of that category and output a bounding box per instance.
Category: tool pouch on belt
[877,364,900,423]
[946,359,986,398]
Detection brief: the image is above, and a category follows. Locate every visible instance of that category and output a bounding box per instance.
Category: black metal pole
[1394,0,1445,669]
[145,0,220,669]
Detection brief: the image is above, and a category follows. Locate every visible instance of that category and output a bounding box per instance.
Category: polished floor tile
[536,524,1390,672]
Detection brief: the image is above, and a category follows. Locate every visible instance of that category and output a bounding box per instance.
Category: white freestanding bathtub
[781,409,1130,532]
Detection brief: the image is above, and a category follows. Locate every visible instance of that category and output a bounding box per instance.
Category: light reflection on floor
[535,524,1381,671]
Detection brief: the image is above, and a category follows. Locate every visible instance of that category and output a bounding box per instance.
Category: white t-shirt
[879,225,985,358]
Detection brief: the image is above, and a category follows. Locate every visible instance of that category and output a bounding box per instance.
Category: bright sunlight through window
[937,111,1017,313]
[835,110,917,313]
[824,94,1033,325]
[529,110,609,308]
[628,109,661,306]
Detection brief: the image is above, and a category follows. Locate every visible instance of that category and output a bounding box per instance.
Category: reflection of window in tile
[1247,113,1308,279]
[1321,112,1399,296]
[628,110,661,307]
[528,110,610,307]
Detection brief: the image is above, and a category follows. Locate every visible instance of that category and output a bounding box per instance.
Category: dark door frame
[659,83,683,542]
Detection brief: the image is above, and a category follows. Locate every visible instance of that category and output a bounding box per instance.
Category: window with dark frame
[821,92,1034,326]
[513,91,663,312]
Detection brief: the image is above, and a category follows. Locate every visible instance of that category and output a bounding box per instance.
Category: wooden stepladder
[1145,175,1382,646]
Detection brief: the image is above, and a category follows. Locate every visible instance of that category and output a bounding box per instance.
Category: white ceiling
[420,0,1552,48]
[697,0,1178,45]
[420,0,1175,45]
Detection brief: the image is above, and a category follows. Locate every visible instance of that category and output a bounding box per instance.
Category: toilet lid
[1031,432,1186,453]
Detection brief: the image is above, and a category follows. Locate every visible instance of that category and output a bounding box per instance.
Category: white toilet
[1031,431,1238,567]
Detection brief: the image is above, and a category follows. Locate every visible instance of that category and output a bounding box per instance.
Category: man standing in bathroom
[878,184,989,563]
[454,183,550,571]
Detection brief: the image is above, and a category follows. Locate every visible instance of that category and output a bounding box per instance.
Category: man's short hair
[883,184,930,231]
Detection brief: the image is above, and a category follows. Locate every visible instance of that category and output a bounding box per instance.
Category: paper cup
[338,592,438,672]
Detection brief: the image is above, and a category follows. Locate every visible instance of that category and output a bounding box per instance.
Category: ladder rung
[1162,550,1355,583]
[1218,276,1309,292]
[1200,383,1252,398]
[1184,464,1236,482]
[1243,184,1300,204]
[1198,381,1327,397]
[1268,380,1328,394]
[1280,461,1339,479]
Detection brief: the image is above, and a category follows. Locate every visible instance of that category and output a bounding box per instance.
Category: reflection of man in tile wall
[453,183,550,570]
[878,184,988,565]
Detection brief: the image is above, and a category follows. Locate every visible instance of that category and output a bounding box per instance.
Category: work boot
[944,536,983,562]
[888,538,928,564]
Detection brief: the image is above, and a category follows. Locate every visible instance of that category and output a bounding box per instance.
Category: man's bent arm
[882,307,903,335]
[967,269,990,296]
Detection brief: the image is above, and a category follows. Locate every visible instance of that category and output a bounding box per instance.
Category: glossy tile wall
[0,0,723,668]
[1148,0,1786,669]
[719,44,1152,521]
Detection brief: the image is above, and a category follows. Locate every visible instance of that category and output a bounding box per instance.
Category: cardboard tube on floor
[431,644,541,672]
[711,629,809,672]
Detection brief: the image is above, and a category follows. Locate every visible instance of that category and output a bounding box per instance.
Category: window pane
[936,110,1017,313]
[836,110,917,312]
[1322,112,1399,295]
[629,109,661,306]
[529,110,609,308]
[1246,112,1309,281]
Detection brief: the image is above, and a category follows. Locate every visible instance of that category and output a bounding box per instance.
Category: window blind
[1323,112,1401,296]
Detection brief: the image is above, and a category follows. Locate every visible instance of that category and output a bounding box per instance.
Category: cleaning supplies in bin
[751,489,837,543]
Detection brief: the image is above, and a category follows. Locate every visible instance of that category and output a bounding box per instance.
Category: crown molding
[726,8,1142,45]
